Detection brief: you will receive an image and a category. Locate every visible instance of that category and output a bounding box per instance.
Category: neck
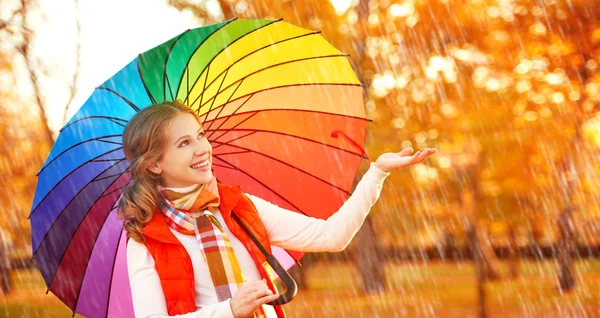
[164,183,201,194]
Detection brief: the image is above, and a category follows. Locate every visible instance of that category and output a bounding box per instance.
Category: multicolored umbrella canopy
[29,18,368,317]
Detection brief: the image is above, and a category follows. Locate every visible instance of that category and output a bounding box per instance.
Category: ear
[147,161,162,175]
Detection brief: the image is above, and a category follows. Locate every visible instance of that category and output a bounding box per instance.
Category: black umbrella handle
[265,253,297,306]
[230,212,298,306]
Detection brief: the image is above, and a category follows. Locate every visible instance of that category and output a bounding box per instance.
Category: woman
[120,101,436,318]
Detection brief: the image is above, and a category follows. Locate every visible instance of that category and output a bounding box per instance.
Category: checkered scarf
[158,177,267,317]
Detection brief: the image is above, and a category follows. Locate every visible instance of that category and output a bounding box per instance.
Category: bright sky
[33,0,200,135]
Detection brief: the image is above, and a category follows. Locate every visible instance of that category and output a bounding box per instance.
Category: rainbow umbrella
[29,18,368,317]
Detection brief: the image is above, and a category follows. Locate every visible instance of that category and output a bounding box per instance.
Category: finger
[407,151,421,163]
[398,147,414,156]
[253,293,280,307]
[253,288,273,299]
[416,148,436,162]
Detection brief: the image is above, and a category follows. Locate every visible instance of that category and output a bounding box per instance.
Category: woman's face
[150,112,213,188]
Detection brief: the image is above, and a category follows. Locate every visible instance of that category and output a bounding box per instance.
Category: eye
[198,131,206,139]
[179,140,188,147]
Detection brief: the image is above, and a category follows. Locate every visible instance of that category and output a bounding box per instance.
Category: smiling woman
[117,100,435,318]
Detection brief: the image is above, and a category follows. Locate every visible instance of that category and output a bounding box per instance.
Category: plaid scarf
[158,176,267,317]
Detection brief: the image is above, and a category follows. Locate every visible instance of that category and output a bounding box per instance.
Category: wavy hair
[118,101,202,243]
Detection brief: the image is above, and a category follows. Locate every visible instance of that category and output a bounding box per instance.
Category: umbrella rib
[197,30,322,101]
[37,135,123,177]
[211,132,257,150]
[96,87,141,112]
[60,116,128,132]
[201,83,368,141]
[99,182,128,200]
[95,170,128,182]
[207,108,369,147]
[192,82,362,126]
[212,141,350,195]
[183,27,319,107]
[30,147,124,218]
[137,56,157,105]
[163,29,190,102]
[203,74,244,133]
[209,111,259,144]
[198,64,210,112]
[198,68,230,125]
[215,156,310,217]
[205,92,254,141]
[212,150,252,156]
[211,162,236,170]
[176,17,278,102]
[210,107,370,127]
[172,17,240,104]
[96,140,123,146]
[199,54,351,110]
[211,127,365,160]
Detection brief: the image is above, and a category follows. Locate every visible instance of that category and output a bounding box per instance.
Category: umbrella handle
[265,253,298,306]
[230,211,298,305]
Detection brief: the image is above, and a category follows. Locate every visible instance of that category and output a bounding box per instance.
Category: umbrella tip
[342,53,350,57]
[315,30,322,34]
[72,310,76,317]
[275,17,283,22]
[45,288,49,294]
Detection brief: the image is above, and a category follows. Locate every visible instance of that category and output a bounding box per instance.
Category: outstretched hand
[373,147,437,173]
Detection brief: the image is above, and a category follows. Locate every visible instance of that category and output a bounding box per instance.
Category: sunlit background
[1,0,599,316]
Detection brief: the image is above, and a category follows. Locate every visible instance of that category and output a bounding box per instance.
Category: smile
[190,159,209,169]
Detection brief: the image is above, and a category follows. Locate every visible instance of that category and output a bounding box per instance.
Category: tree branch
[18,0,55,144]
[62,0,81,125]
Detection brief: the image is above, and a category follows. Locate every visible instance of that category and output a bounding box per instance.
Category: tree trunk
[349,0,385,294]
[468,225,487,318]
[508,224,520,279]
[476,222,501,281]
[353,217,385,293]
[558,207,575,291]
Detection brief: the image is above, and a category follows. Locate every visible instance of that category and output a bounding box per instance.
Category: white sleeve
[247,163,390,252]
[126,239,235,318]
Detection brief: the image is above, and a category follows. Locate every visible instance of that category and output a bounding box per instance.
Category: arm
[126,239,234,318]
[248,163,390,252]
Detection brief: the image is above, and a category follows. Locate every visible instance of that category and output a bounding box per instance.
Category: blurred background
[1,0,599,317]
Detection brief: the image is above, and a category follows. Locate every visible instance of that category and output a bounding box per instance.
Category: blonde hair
[118,101,202,243]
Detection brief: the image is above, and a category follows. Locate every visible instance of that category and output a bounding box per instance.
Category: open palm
[373,147,437,173]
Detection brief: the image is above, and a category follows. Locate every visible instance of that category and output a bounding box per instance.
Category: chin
[196,171,213,184]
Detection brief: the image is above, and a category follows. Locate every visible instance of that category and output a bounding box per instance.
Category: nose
[193,138,210,156]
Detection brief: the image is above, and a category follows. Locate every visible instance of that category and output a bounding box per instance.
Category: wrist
[371,162,390,174]
[229,299,238,318]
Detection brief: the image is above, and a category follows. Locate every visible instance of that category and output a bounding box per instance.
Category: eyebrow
[174,128,203,146]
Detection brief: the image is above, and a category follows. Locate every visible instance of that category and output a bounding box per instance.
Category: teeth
[191,160,209,169]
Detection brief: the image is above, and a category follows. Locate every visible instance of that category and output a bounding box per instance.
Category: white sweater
[127,163,389,318]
